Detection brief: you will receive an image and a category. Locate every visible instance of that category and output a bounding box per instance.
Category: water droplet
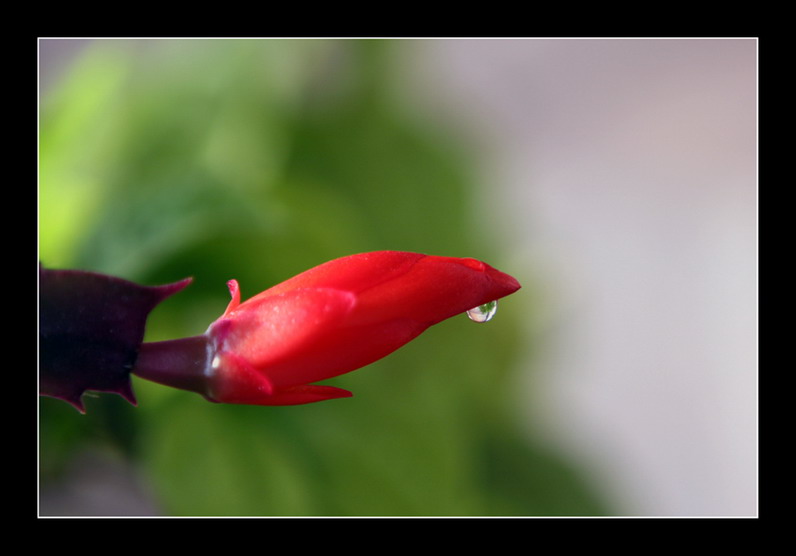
[466,300,498,323]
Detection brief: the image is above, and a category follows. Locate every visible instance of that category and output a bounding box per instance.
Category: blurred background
[38,38,757,517]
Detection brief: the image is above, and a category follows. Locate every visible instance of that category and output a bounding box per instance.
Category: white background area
[408,38,757,516]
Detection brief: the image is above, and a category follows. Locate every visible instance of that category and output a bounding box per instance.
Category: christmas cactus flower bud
[133,251,521,406]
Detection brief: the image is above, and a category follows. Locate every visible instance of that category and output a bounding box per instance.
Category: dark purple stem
[133,335,213,396]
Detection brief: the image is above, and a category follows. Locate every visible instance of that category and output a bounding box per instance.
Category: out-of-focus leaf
[142,398,314,516]
[481,428,609,516]
[39,47,129,268]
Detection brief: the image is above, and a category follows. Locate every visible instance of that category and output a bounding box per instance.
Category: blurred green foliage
[39,39,607,516]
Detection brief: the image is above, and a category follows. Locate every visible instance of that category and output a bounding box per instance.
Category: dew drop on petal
[466,300,498,323]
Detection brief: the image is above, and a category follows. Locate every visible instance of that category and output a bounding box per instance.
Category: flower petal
[210,286,357,388]
[251,384,353,406]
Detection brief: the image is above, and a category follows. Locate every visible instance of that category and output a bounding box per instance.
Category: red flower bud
[202,251,521,405]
